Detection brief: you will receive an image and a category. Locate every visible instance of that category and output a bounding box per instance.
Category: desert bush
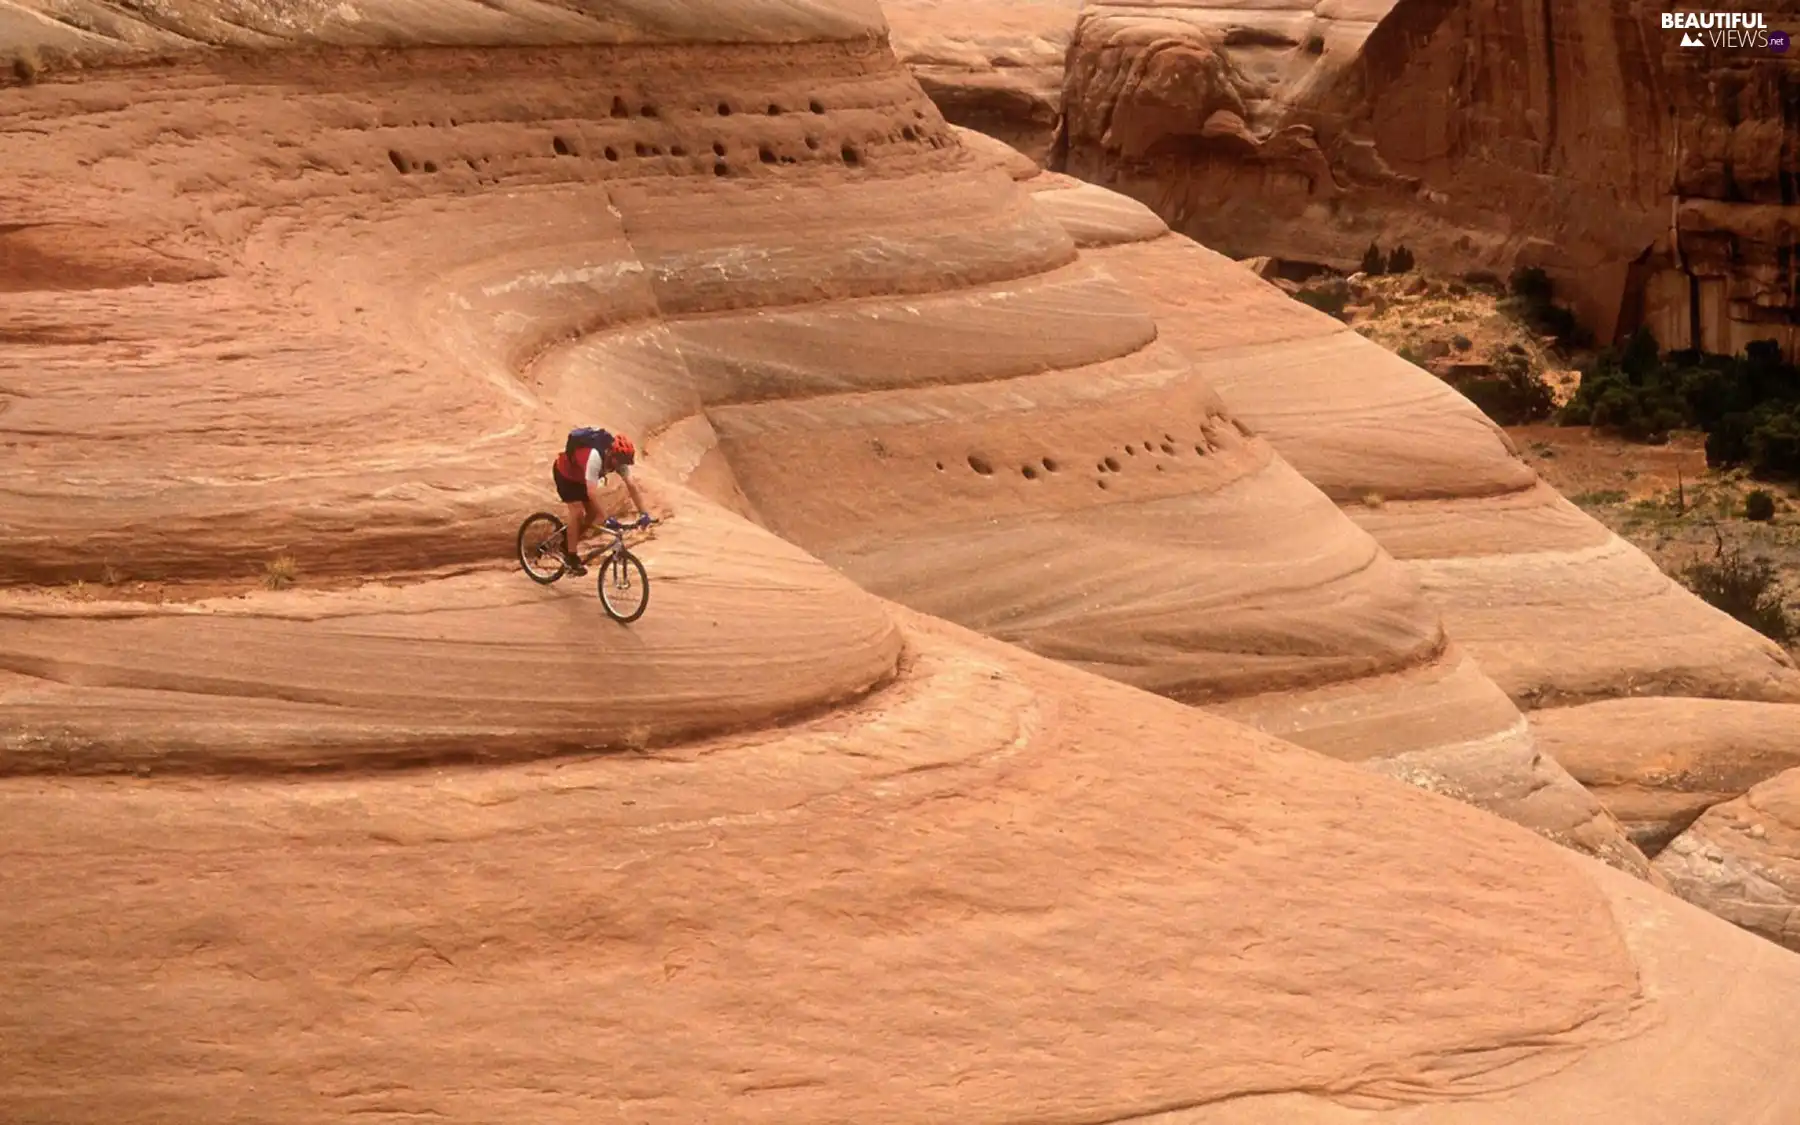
[1360,242,1386,276]
[1508,265,1553,304]
[1680,541,1792,643]
[1745,489,1777,522]
[1385,244,1416,273]
[1572,489,1628,506]
[1444,347,1554,424]
[1500,265,1591,346]
[12,50,41,84]
[1294,285,1348,319]
[1563,332,1800,478]
[264,554,299,590]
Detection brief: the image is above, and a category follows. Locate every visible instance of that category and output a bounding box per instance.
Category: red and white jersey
[556,444,629,488]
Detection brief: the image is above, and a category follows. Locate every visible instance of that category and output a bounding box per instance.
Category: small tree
[1386,244,1416,273]
[1360,241,1386,276]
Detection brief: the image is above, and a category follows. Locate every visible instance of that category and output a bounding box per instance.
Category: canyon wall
[888,0,1800,360]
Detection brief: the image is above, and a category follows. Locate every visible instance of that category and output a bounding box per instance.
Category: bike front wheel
[516,512,568,585]
[597,550,649,623]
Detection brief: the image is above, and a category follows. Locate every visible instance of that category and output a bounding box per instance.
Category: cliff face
[885,0,1077,164]
[896,0,1800,360]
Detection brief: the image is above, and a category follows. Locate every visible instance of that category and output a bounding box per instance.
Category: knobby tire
[598,550,650,623]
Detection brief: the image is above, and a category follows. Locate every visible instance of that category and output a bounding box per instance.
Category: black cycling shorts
[552,467,587,504]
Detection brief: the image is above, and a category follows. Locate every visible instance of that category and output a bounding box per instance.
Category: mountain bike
[515,512,657,623]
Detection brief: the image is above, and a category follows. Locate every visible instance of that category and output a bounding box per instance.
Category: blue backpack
[565,427,612,458]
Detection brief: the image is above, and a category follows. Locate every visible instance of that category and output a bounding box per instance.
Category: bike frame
[577,520,652,565]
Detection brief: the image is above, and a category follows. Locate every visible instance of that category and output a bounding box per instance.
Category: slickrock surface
[885,0,1075,164]
[1533,698,1800,854]
[1656,768,1800,954]
[6,3,1800,1119]
[889,0,1800,362]
[14,607,1800,1124]
[998,147,1800,908]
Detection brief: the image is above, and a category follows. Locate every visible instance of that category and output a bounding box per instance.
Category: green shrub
[1500,265,1591,346]
[1386,244,1416,273]
[1681,544,1792,643]
[1509,265,1553,304]
[1444,348,1554,424]
[1295,286,1348,319]
[1572,489,1629,506]
[1745,490,1777,522]
[1561,334,1800,478]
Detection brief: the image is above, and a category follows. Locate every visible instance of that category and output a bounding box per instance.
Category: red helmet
[605,433,636,468]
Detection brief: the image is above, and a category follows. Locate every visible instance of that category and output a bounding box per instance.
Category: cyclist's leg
[552,467,588,561]
[562,500,588,558]
[583,492,609,536]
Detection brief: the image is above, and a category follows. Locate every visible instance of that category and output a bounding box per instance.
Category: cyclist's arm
[617,464,650,517]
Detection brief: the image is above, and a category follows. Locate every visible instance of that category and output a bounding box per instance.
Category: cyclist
[551,426,652,575]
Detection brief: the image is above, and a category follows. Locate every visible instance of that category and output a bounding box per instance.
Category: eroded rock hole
[717,102,732,116]
[713,141,727,156]
[810,99,826,114]
[1104,456,1121,471]
[553,136,572,156]
[767,103,782,115]
[841,144,860,166]
[1124,446,1136,456]
[1194,444,1208,456]
[759,145,777,164]
[935,461,945,471]
[1041,458,1058,472]
[805,135,820,150]
[640,104,659,118]
[670,144,687,157]
[1021,464,1039,480]
[388,150,408,173]
[611,96,629,118]
[968,454,994,475]
[1097,479,1110,490]
[902,125,918,141]
[714,162,729,176]
[421,160,438,173]
[1160,442,1176,454]
[635,142,652,157]
[604,146,619,161]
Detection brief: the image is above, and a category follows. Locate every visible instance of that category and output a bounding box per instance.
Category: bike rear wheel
[517,512,568,584]
[597,549,649,623]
